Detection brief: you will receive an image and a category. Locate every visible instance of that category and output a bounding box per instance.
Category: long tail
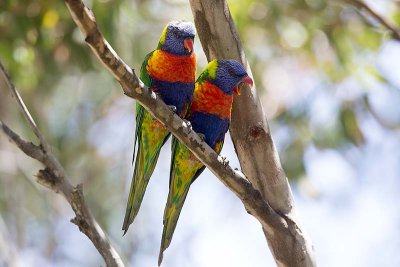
[158,185,191,265]
[122,145,161,234]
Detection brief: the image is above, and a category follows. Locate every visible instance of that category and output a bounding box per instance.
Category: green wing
[140,51,153,87]
[132,51,154,161]
[213,134,226,155]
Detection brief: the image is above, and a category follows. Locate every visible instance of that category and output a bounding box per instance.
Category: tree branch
[0,63,49,148]
[0,62,124,267]
[63,0,293,252]
[346,0,400,41]
[189,1,315,266]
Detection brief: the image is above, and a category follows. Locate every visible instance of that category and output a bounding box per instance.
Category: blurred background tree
[1,0,399,266]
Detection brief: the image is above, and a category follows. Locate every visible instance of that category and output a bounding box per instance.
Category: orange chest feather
[190,81,233,119]
[147,50,196,83]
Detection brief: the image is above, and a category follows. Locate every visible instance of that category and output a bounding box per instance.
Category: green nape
[196,59,218,82]
[157,25,168,49]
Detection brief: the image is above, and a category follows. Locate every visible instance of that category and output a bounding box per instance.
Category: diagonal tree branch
[0,63,49,148]
[0,121,45,162]
[189,1,315,266]
[63,0,291,249]
[346,0,400,41]
[0,62,125,267]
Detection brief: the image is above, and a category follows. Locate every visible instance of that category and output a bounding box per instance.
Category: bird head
[158,20,196,56]
[204,59,253,95]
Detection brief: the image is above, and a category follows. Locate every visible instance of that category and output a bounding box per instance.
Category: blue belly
[189,111,229,148]
[152,80,194,115]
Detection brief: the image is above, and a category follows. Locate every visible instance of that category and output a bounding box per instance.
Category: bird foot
[221,156,229,167]
[168,105,177,113]
[184,119,192,133]
[197,133,206,142]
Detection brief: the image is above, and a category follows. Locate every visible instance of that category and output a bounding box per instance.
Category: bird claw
[197,133,206,142]
[221,156,229,167]
[184,119,192,133]
[168,105,177,113]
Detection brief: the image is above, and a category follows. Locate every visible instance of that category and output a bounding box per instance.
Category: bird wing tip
[122,228,128,236]
[158,251,164,266]
[121,218,131,236]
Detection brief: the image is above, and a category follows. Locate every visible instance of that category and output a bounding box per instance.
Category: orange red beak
[184,38,193,53]
[233,75,253,95]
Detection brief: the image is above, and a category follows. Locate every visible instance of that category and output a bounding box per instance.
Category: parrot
[158,59,254,265]
[122,20,196,234]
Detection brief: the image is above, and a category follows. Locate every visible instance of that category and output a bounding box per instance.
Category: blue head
[158,21,196,56]
[208,59,253,95]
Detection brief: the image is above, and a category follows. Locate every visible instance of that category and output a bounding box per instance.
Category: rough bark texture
[189,1,316,266]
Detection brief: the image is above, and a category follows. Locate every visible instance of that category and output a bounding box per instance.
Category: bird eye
[173,31,181,38]
[228,67,237,77]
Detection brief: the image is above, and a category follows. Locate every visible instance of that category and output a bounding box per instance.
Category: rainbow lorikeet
[158,59,253,264]
[122,21,196,234]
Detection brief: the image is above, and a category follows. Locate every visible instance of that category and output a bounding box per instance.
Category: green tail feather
[122,107,170,234]
[122,144,161,234]
[158,138,206,264]
[158,185,191,266]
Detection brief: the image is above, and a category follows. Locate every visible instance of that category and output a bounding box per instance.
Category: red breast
[147,50,196,83]
[190,81,233,119]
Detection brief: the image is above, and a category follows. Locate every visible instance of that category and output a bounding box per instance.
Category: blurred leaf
[281,138,306,181]
[339,103,365,146]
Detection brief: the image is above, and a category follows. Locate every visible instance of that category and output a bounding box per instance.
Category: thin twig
[0,62,49,148]
[347,0,400,41]
[0,120,45,161]
[0,62,125,267]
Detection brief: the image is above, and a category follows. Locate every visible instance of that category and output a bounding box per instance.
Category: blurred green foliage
[0,0,399,265]
[230,0,400,180]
